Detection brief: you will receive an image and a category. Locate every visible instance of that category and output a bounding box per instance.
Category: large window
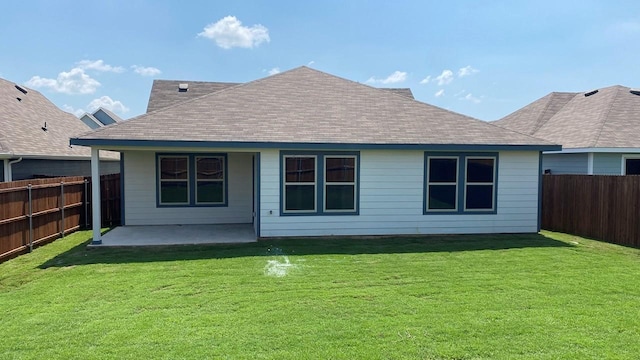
[281,152,359,215]
[425,153,497,214]
[157,154,226,207]
[623,156,640,175]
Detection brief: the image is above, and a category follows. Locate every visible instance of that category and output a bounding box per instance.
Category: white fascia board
[544,147,640,154]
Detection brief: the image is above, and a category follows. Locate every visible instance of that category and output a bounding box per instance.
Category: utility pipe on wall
[6,157,23,181]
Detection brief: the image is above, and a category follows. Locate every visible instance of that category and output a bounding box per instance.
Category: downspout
[6,157,23,182]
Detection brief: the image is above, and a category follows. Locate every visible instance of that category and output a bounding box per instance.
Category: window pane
[285,157,315,182]
[428,185,457,210]
[326,158,355,182]
[429,158,457,182]
[326,185,355,210]
[197,181,224,203]
[197,157,223,180]
[626,159,640,175]
[160,182,188,203]
[467,158,494,183]
[160,157,188,180]
[466,185,493,210]
[285,184,315,211]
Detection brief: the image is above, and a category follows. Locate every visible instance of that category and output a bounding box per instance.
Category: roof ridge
[530,92,576,135]
[591,86,621,147]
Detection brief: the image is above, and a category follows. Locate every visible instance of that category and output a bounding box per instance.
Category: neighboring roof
[73,67,556,149]
[80,113,103,130]
[494,85,640,149]
[147,79,416,113]
[93,107,123,125]
[0,77,119,159]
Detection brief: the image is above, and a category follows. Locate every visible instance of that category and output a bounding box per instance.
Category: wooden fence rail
[542,175,640,248]
[0,174,120,262]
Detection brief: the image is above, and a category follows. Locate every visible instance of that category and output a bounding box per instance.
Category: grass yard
[1,230,640,359]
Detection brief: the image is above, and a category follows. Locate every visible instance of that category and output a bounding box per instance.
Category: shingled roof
[0,77,118,159]
[494,85,640,149]
[147,78,415,112]
[73,67,556,149]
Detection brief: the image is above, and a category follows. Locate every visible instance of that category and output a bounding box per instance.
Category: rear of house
[72,67,558,242]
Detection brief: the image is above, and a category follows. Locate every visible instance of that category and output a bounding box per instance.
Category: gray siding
[593,153,622,175]
[542,153,588,174]
[11,159,120,180]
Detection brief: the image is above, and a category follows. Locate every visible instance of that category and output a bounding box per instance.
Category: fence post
[84,179,89,229]
[28,184,33,252]
[60,181,65,238]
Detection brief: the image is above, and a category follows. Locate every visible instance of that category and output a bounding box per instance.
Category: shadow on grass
[39,233,572,268]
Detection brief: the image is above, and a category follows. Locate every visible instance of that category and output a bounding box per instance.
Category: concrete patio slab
[90,224,256,247]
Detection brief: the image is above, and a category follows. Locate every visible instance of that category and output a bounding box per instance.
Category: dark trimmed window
[425,153,497,214]
[157,154,226,207]
[624,157,640,175]
[281,152,359,215]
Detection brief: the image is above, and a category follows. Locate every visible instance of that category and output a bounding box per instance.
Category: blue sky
[1,1,639,121]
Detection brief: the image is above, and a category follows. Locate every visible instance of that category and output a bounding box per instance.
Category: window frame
[425,156,459,212]
[280,151,360,216]
[622,155,640,175]
[323,155,358,213]
[424,152,498,215]
[158,155,190,206]
[282,155,318,214]
[156,153,228,208]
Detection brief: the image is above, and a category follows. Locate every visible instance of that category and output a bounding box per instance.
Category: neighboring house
[80,107,123,129]
[71,66,558,242]
[0,77,120,181]
[493,85,640,175]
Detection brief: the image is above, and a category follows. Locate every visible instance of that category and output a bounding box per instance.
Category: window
[281,152,359,215]
[623,156,640,175]
[426,157,458,211]
[425,153,497,214]
[157,154,226,207]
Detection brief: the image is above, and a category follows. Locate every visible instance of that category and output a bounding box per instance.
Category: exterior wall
[259,149,541,237]
[593,153,622,175]
[542,153,588,174]
[123,150,253,225]
[11,159,120,181]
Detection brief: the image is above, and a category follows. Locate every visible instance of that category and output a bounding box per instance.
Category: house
[70,66,559,243]
[493,85,640,175]
[0,77,120,181]
[80,107,123,130]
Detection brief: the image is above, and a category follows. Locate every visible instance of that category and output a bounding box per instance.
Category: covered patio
[89,224,257,247]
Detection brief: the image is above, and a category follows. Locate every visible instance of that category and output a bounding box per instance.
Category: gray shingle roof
[147,79,415,113]
[75,67,554,147]
[494,85,640,149]
[0,77,118,159]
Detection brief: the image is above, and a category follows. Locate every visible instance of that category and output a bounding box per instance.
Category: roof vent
[41,122,47,132]
[584,89,599,97]
[16,97,22,102]
[15,85,28,95]
[178,83,188,92]
[630,89,640,96]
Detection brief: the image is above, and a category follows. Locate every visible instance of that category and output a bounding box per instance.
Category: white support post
[587,152,594,175]
[2,159,8,182]
[91,148,102,245]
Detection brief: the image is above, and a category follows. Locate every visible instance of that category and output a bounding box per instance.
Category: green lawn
[1,230,639,359]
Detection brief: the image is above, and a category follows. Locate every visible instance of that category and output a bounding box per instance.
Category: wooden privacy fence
[0,174,121,262]
[542,175,640,248]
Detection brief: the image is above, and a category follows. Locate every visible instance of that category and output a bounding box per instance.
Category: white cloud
[458,65,479,78]
[87,96,129,114]
[267,67,280,75]
[131,65,162,76]
[463,93,481,104]
[307,60,315,66]
[419,75,431,84]
[435,70,454,86]
[26,68,101,94]
[435,89,445,97]
[198,16,270,49]
[62,104,85,117]
[77,59,125,73]
[366,71,407,84]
